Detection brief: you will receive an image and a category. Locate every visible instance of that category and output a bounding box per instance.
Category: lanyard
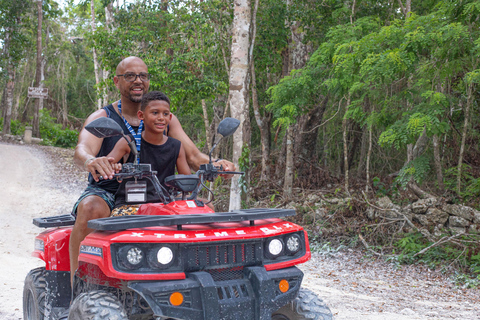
[117,100,142,163]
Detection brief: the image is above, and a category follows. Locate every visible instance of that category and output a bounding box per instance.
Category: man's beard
[129,94,143,103]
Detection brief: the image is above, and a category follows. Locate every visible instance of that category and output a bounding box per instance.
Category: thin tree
[228,0,251,211]
[32,0,43,137]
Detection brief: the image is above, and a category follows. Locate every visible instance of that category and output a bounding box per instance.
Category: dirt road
[0,142,478,320]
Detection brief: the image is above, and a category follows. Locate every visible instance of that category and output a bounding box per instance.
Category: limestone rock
[449,216,470,227]
[449,226,466,234]
[376,196,393,209]
[366,207,376,220]
[411,198,436,214]
[443,204,475,221]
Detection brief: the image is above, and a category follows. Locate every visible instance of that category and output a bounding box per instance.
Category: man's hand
[84,157,118,181]
[214,159,237,179]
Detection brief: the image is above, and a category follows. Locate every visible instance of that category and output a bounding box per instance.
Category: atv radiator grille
[184,241,262,272]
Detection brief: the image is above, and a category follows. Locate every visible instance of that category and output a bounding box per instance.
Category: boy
[107,91,191,215]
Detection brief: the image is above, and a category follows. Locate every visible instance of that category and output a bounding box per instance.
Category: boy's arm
[176,144,191,175]
[106,139,130,172]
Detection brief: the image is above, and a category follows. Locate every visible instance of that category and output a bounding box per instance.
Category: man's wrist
[84,157,95,170]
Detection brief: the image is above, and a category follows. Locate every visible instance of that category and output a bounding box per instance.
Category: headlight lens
[118,245,144,269]
[127,247,144,265]
[285,234,301,254]
[157,247,174,265]
[266,238,283,258]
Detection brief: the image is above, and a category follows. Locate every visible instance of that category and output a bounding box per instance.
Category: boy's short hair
[140,91,171,111]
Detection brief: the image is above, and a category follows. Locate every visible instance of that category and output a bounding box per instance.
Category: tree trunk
[91,0,102,110]
[283,126,294,197]
[365,119,373,193]
[251,59,271,181]
[33,0,43,137]
[433,134,444,192]
[343,97,350,195]
[397,0,412,18]
[201,99,212,151]
[457,83,474,196]
[228,0,251,211]
[2,67,15,135]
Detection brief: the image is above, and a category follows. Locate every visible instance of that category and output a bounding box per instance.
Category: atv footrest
[33,214,76,228]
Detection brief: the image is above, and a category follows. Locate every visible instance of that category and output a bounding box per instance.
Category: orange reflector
[169,292,184,306]
[279,279,289,293]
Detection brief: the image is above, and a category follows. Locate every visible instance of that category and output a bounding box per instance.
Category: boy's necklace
[117,100,142,163]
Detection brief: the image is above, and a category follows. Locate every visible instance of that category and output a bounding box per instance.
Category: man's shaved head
[114,56,149,103]
[116,56,147,75]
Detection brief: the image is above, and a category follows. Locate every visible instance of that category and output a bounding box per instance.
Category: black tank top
[114,136,181,206]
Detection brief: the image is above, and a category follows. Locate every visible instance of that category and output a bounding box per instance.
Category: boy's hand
[112,162,123,173]
[84,156,118,181]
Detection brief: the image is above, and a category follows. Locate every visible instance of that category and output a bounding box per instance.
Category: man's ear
[113,76,119,88]
[137,110,144,120]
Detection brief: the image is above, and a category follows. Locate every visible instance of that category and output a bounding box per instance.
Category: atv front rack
[88,208,295,231]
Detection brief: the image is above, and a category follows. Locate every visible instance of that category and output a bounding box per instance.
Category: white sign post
[28,87,48,99]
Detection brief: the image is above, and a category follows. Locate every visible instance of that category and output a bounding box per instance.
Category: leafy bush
[394,232,480,287]
[0,118,24,135]
[39,109,78,148]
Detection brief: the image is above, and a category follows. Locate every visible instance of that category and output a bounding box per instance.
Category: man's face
[114,59,150,103]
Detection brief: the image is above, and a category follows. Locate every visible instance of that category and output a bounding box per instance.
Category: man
[70,56,235,280]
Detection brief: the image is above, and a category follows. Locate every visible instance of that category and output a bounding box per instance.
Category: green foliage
[394,232,480,285]
[39,110,78,149]
[395,155,431,189]
[238,144,251,195]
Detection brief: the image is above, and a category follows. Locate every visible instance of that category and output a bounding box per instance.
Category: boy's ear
[169,113,172,120]
[137,110,144,120]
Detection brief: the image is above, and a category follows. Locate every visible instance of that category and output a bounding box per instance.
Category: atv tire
[68,290,128,320]
[23,267,47,320]
[271,288,333,320]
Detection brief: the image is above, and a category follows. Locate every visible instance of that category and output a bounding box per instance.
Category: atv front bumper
[128,266,303,320]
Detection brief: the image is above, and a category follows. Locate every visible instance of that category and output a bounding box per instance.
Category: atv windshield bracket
[87,208,296,231]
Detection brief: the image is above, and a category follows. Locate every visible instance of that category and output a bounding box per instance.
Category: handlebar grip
[220,171,244,175]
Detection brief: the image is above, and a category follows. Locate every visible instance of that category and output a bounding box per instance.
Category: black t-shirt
[114,136,181,206]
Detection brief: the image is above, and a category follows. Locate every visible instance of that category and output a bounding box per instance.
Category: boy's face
[138,100,172,133]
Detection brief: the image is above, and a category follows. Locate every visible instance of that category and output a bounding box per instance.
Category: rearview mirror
[217,117,240,138]
[85,118,124,138]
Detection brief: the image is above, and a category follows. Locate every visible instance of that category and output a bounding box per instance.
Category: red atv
[23,117,333,320]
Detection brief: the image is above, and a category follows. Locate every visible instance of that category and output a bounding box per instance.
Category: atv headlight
[118,245,144,269]
[285,234,301,254]
[148,246,175,269]
[265,238,284,259]
[157,247,174,265]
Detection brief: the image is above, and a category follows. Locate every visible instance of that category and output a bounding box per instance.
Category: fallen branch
[412,233,463,258]
[359,233,382,256]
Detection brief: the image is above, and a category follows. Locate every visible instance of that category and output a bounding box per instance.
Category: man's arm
[74,109,117,181]
[176,144,191,175]
[168,114,236,172]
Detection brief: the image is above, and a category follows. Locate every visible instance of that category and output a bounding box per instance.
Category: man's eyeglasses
[116,72,151,82]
